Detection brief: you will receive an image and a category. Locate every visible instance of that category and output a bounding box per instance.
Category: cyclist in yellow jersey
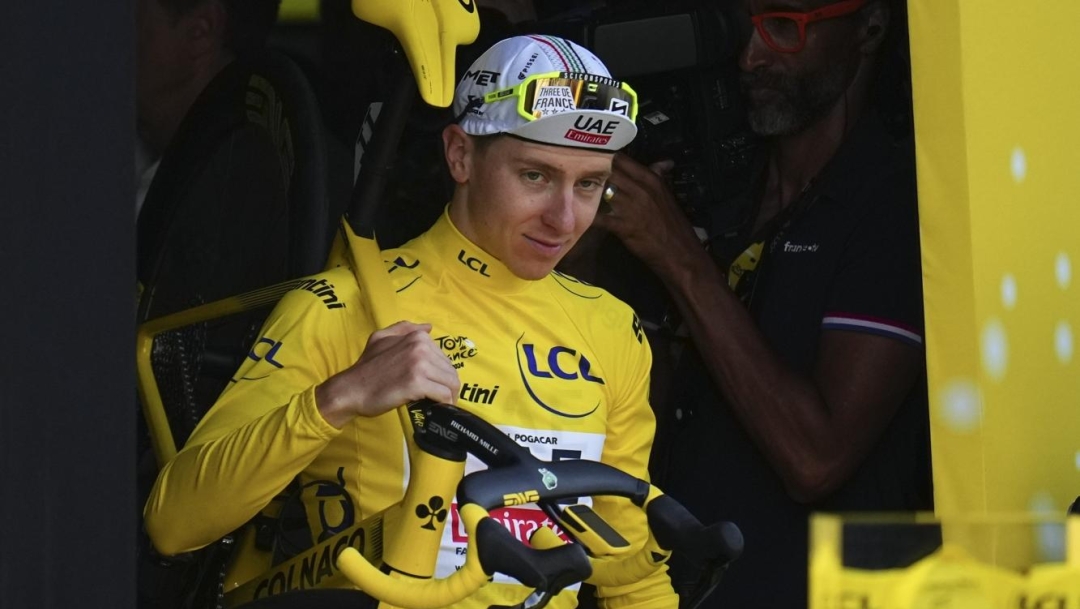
[145,35,676,608]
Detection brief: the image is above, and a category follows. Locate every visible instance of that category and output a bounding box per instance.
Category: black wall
[0,2,135,607]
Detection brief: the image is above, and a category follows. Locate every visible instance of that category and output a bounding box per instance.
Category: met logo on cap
[463,69,501,87]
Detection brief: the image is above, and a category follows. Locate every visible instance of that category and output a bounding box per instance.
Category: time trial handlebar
[335,401,742,609]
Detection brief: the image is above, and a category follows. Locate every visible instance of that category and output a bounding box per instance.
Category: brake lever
[475,515,592,596]
[645,494,743,609]
[679,558,732,609]
[646,495,744,566]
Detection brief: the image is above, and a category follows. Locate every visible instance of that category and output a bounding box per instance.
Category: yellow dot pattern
[912,0,1080,524]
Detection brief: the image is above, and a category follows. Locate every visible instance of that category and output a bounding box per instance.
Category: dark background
[0,2,135,607]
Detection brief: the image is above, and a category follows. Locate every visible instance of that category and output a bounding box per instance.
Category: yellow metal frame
[137,279,305,467]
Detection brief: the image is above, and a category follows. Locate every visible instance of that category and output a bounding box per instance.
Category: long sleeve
[593,311,677,609]
[144,271,365,555]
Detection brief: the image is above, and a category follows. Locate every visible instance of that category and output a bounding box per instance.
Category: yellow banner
[810,515,1080,609]
[909,0,1080,544]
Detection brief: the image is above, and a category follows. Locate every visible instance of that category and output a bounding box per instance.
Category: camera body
[538,0,761,240]
[537,0,762,327]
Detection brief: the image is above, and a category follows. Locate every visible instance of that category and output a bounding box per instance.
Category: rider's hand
[316,321,460,428]
[593,154,704,280]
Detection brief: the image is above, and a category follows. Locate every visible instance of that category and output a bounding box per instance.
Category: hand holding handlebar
[334,402,741,609]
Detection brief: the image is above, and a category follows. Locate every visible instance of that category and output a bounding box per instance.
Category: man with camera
[594,0,931,606]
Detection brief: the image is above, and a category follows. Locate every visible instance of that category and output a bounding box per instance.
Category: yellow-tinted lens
[521,76,637,121]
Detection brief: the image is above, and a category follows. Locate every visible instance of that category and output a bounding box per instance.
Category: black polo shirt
[656,114,933,609]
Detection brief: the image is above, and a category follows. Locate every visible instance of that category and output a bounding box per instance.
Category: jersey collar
[425,207,535,293]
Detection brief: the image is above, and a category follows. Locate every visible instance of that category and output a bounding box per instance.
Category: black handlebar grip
[475,519,592,594]
[646,495,744,565]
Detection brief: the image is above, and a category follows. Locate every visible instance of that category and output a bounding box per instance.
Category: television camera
[537,0,761,240]
[522,1,763,331]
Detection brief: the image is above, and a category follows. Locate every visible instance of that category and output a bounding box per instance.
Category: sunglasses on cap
[483,71,639,123]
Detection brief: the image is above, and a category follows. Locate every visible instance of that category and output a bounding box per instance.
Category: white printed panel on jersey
[435,426,605,584]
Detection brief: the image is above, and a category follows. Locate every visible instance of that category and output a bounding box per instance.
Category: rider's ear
[443,124,472,184]
[858,0,889,55]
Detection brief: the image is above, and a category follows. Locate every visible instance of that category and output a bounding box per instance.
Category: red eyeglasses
[750,0,868,53]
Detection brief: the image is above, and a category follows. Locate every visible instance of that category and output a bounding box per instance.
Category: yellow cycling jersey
[145,208,675,609]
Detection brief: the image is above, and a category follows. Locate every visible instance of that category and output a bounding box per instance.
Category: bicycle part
[527,487,744,592]
[337,502,591,609]
[349,0,479,107]
[474,514,591,598]
[645,495,743,609]
[335,504,486,609]
[338,0,479,590]
[379,447,464,578]
[225,515,383,607]
[541,503,631,557]
[337,402,743,607]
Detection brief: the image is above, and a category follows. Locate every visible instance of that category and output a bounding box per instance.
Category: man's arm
[591,306,677,609]
[316,321,460,427]
[595,154,921,503]
[144,280,459,554]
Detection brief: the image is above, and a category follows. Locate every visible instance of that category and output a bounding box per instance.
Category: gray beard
[743,60,852,137]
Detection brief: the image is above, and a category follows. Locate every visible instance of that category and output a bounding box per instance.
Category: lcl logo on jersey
[457,249,491,277]
[248,337,284,368]
[515,334,603,418]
